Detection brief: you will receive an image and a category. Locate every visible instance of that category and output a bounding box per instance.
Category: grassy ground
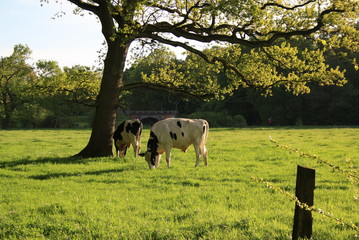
[0,127,358,239]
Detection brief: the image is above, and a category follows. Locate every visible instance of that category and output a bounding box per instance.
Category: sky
[0,0,105,68]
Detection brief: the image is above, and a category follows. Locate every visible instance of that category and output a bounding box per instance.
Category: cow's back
[151,118,208,151]
[114,119,143,157]
[114,119,143,145]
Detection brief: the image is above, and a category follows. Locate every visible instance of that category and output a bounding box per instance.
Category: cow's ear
[139,153,145,157]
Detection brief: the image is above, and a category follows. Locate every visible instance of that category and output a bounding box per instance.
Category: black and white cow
[113,119,143,157]
[140,118,209,169]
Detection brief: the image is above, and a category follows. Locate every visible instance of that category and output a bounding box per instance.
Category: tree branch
[141,7,345,47]
[67,0,99,15]
[120,82,215,100]
[265,8,345,39]
[260,0,316,10]
[139,33,251,87]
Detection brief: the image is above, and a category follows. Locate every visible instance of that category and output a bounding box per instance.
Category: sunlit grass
[0,127,358,239]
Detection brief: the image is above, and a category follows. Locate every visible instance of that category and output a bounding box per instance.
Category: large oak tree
[46,0,358,157]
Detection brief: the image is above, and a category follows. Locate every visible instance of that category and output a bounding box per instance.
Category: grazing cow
[113,119,143,157]
[140,118,209,169]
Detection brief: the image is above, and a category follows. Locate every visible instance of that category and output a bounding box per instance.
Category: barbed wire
[252,176,359,235]
[269,136,359,182]
[269,136,359,201]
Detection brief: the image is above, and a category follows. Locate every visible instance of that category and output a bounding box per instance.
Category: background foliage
[1,36,358,129]
[123,38,359,126]
[0,45,100,129]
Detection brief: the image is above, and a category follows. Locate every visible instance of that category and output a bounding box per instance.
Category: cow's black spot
[113,121,125,141]
[177,121,182,128]
[148,140,157,152]
[150,131,156,139]
[125,123,130,133]
[181,132,184,137]
[127,121,142,135]
[170,131,177,140]
[148,132,159,166]
[113,121,126,155]
[150,132,158,142]
[150,153,157,166]
[148,132,159,153]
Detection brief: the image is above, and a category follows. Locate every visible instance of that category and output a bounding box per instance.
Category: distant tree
[32,62,101,127]
[34,62,101,106]
[42,0,358,157]
[62,65,101,107]
[0,46,103,128]
[123,48,183,111]
[0,44,36,128]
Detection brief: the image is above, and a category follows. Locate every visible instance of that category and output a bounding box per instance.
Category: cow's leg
[203,146,208,166]
[165,149,172,167]
[131,139,140,158]
[136,140,141,158]
[131,142,137,158]
[195,155,200,167]
[156,154,162,168]
[115,143,118,157]
[194,145,201,167]
[114,140,120,157]
[134,142,140,158]
[123,147,128,156]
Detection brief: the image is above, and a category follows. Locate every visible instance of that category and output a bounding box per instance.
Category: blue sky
[0,0,104,67]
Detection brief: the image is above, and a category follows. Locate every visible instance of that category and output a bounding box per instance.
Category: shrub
[233,114,247,127]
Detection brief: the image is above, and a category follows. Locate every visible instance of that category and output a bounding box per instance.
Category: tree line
[0,44,100,129]
[1,39,358,129]
[123,43,359,126]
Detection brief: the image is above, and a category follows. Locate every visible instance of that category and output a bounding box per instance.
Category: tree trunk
[75,43,129,158]
[2,97,13,129]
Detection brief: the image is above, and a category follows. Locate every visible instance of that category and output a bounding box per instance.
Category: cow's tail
[136,119,143,139]
[136,119,143,152]
[200,120,209,155]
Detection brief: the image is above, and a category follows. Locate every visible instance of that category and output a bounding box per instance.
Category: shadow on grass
[0,156,90,169]
[29,168,128,180]
[0,156,139,180]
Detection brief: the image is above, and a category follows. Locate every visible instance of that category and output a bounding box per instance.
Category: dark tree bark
[75,42,130,157]
[69,0,136,157]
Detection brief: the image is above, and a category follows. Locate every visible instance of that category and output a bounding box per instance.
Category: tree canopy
[123,43,359,126]
[38,0,359,157]
[64,0,358,98]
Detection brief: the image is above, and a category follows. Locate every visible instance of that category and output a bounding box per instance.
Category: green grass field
[0,127,358,239]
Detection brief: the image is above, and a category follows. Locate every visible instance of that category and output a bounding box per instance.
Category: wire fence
[251,137,359,237]
[252,176,359,234]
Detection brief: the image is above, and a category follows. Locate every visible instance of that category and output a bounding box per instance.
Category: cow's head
[139,151,158,169]
[139,131,159,169]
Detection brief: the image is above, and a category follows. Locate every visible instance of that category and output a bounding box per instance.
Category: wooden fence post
[292,165,315,240]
